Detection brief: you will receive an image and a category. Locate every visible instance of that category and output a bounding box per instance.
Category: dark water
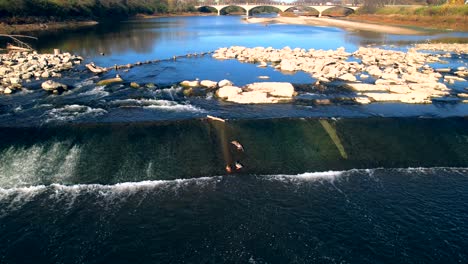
[1,16,468,263]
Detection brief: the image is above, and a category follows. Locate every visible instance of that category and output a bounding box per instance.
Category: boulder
[444,75,466,82]
[218,79,233,88]
[180,80,199,87]
[41,80,68,92]
[354,97,371,104]
[41,71,50,78]
[130,82,140,88]
[3,87,12,94]
[226,91,278,104]
[145,83,156,89]
[9,77,20,84]
[338,73,357,82]
[245,82,295,98]
[97,76,123,86]
[216,86,242,99]
[200,80,217,89]
[279,59,297,72]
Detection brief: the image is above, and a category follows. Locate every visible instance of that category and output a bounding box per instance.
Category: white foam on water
[153,87,183,100]
[74,79,95,89]
[46,104,107,122]
[266,170,346,183]
[110,99,205,112]
[0,143,81,189]
[79,85,109,97]
[1,167,467,216]
[0,185,47,217]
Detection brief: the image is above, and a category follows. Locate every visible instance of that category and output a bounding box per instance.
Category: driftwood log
[0,34,37,51]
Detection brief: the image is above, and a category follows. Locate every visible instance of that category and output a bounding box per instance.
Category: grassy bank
[349,5,468,31]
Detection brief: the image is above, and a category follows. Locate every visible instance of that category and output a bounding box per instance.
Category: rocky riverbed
[1,43,467,105]
[0,51,83,94]
[209,44,467,104]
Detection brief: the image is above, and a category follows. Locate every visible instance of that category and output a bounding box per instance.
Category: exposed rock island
[204,44,467,104]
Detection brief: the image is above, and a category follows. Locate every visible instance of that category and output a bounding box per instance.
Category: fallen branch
[0,34,38,51]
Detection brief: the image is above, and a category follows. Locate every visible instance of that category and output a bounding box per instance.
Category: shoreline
[245,16,424,35]
[0,20,98,34]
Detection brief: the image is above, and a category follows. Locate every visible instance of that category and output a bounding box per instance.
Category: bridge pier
[217,9,220,16]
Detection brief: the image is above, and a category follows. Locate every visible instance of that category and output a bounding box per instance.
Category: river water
[1,15,468,263]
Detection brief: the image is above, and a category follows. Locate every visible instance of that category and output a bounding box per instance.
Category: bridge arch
[248,5,282,16]
[195,4,359,18]
[320,6,357,17]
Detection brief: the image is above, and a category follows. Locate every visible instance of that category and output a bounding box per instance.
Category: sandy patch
[246,16,422,35]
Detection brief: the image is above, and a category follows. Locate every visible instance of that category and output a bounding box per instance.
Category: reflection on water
[30,16,468,66]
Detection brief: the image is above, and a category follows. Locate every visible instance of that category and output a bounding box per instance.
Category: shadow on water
[0,117,467,187]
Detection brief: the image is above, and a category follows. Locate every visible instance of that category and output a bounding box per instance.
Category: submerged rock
[41,80,68,92]
[97,76,124,86]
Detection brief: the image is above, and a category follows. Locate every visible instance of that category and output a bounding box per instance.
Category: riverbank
[0,20,98,34]
[132,12,213,19]
[346,14,468,32]
[245,16,423,35]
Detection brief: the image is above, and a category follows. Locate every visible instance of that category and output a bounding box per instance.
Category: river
[1,15,468,263]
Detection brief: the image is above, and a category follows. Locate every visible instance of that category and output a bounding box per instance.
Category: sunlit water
[1,15,468,263]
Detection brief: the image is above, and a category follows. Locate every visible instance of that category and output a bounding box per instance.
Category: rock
[280,59,297,72]
[226,91,281,104]
[183,88,194,96]
[9,77,20,84]
[258,61,267,68]
[130,82,140,88]
[402,72,438,83]
[51,72,62,78]
[375,79,404,85]
[359,74,369,79]
[258,76,270,79]
[200,80,217,89]
[41,71,50,78]
[245,82,295,98]
[145,83,156,89]
[216,86,242,99]
[218,79,233,88]
[4,87,12,94]
[346,83,389,92]
[457,93,468,98]
[314,99,332,105]
[97,77,124,86]
[455,70,468,78]
[180,80,200,87]
[435,68,451,73]
[338,73,357,82]
[354,97,371,104]
[21,73,33,80]
[41,80,68,92]
[444,75,466,82]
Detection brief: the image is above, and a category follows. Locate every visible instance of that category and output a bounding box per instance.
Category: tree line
[0,0,199,22]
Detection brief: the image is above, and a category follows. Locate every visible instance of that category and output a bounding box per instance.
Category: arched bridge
[195,3,359,17]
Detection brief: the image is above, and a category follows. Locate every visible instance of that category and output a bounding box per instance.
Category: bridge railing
[197,1,359,6]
